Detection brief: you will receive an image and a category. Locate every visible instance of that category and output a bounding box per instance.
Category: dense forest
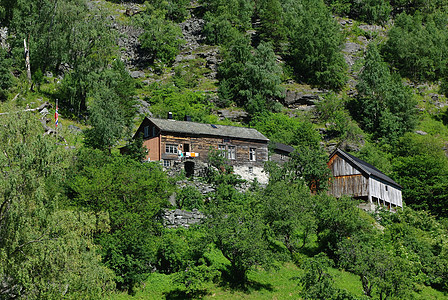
[1,0,448,299]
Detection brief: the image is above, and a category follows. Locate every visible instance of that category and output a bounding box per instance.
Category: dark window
[144,126,149,137]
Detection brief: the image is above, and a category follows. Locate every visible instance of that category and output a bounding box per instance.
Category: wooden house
[328,148,402,209]
[132,116,269,173]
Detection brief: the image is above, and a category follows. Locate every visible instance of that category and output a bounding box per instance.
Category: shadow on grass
[164,289,209,299]
[218,269,274,293]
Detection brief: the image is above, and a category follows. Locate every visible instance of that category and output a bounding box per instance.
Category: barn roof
[330,148,402,189]
[147,117,269,141]
[273,142,295,154]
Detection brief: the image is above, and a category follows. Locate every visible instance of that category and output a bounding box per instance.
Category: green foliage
[266,145,331,192]
[338,233,414,299]
[353,44,417,143]
[7,0,115,114]
[391,133,448,218]
[176,186,204,210]
[147,86,218,123]
[326,0,391,24]
[300,253,357,300]
[317,93,364,145]
[389,0,448,16]
[202,0,255,45]
[262,181,317,254]
[285,0,348,90]
[144,0,190,22]
[172,263,220,297]
[84,84,125,151]
[123,133,148,162]
[352,0,391,24]
[315,195,372,257]
[218,39,284,115]
[156,228,209,274]
[381,208,448,291]
[251,112,321,148]
[0,48,13,101]
[138,8,184,65]
[354,143,393,176]
[0,113,115,299]
[257,0,288,48]
[383,12,448,82]
[68,151,171,293]
[82,61,136,151]
[205,187,273,284]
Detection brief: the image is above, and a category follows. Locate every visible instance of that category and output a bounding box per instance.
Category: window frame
[165,144,177,154]
[144,126,149,138]
[249,148,256,161]
[227,145,236,160]
[218,144,226,157]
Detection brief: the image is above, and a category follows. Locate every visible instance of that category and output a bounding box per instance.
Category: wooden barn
[131,115,269,170]
[328,148,402,209]
[270,142,295,164]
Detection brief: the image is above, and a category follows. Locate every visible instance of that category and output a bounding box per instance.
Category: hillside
[1,0,448,299]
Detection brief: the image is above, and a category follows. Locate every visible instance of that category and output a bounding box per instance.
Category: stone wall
[161,208,205,229]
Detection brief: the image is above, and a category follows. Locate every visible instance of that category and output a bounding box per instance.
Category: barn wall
[328,155,362,176]
[328,174,369,198]
[369,177,402,207]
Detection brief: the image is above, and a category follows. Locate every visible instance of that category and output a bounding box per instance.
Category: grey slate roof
[148,117,269,141]
[274,142,295,153]
[331,148,402,189]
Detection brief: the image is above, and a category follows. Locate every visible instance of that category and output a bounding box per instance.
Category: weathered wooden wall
[369,177,402,207]
[329,155,361,176]
[328,153,403,208]
[328,154,368,198]
[328,174,369,198]
[160,133,268,166]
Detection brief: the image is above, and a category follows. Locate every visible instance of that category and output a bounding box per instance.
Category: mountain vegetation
[1,0,448,298]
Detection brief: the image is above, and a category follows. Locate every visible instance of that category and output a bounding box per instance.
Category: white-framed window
[163,160,171,167]
[249,148,256,161]
[218,144,226,157]
[248,166,253,173]
[165,144,177,154]
[227,145,236,160]
[144,126,149,137]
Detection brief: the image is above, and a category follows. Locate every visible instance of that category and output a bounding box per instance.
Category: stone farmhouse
[131,115,270,182]
[328,148,403,210]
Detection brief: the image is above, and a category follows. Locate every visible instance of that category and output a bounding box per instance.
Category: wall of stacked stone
[161,208,205,229]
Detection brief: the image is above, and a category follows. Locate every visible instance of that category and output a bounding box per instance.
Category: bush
[176,186,204,210]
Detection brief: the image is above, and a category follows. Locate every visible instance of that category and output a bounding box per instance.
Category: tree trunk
[23,38,31,83]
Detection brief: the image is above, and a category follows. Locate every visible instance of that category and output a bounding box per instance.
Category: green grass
[109,258,448,300]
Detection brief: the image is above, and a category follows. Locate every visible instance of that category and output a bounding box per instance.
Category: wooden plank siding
[369,177,402,207]
[329,155,362,176]
[328,150,403,208]
[161,133,268,167]
[329,175,369,198]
